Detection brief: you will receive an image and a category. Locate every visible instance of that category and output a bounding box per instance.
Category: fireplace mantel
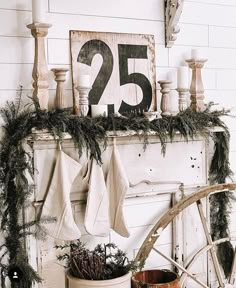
[25,129,217,288]
[29,126,224,141]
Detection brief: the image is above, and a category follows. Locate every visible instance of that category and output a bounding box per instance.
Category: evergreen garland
[209,131,234,277]
[0,99,234,286]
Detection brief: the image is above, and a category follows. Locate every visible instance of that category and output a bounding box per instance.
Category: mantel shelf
[28,126,225,143]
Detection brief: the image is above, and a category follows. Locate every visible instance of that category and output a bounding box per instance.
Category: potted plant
[56,240,138,288]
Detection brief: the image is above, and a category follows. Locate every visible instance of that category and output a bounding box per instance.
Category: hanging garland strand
[209,131,234,277]
[0,99,233,286]
[0,100,41,287]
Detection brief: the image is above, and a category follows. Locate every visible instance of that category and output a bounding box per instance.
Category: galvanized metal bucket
[132,270,180,288]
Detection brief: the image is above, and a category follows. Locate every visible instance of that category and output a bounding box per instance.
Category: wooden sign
[70,31,157,114]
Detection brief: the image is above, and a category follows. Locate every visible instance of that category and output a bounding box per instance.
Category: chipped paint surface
[152,227,163,237]
[26,134,214,287]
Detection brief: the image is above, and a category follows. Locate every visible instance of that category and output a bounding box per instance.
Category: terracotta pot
[67,271,131,288]
[132,270,180,288]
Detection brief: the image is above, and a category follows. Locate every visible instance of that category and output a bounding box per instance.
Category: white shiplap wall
[0,0,234,169]
[0,0,236,285]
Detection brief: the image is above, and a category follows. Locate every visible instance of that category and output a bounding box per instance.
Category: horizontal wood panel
[0,63,73,90]
[216,70,236,90]
[110,224,172,251]
[49,0,164,21]
[182,1,236,27]
[0,10,31,37]
[0,37,34,63]
[175,23,209,47]
[0,9,164,43]
[124,199,170,228]
[210,26,236,48]
[50,13,165,42]
[169,45,236,69]
[0,63,32,89]
[186,0,236,6]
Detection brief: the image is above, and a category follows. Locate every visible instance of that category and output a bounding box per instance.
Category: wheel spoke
[171,190,184,272]
[180,238,236,285]
[197,200,225,287]
[153,247,209,288]
[229,247,236,285]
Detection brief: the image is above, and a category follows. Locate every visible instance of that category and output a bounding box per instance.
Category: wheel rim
[135,183,236,288]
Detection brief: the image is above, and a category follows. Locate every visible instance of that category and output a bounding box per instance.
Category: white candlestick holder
[51,68,69,109]
[186,59,207,112]
[177,88,189,112]
[76,86,91,116]
[27,23,52,110]
[158,80,172,116]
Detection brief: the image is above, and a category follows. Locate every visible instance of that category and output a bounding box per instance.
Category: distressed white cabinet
[26,132,210,288]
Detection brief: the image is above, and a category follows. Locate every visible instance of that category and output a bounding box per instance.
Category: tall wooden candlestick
[27,23,52,110]
[186,59,207,112]
[158,80,172,116]
[51,68,69,109]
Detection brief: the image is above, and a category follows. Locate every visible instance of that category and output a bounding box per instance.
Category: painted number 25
[77,40,152,113]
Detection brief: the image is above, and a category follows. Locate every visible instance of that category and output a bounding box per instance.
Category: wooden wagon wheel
[134,183,236,288]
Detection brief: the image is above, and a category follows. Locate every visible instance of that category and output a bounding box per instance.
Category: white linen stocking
[106,145,130,238]
[41,150,82,240]
[84,159,110,236]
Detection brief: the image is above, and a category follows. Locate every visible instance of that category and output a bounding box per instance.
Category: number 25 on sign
[70,31,157,114]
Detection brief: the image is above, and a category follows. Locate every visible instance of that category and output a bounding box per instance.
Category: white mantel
[24,129,216,288]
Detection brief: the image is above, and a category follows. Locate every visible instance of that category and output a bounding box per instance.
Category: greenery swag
[0,96,233,287]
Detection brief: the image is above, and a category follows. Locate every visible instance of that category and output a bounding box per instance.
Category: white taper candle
[32,0,45,23]
[177,66,189,89]
[191,49,201,60]
[78,74,91,87]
